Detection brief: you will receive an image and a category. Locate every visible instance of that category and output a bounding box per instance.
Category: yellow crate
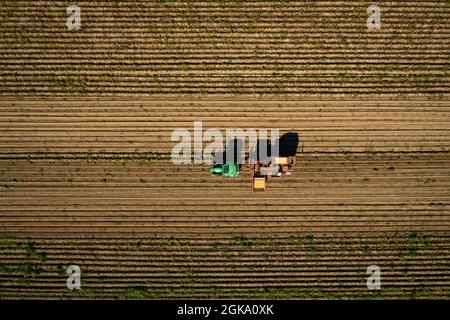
[253,177,266,191]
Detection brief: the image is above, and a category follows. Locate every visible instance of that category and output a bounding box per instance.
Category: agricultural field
[0,0,449,99]
[0,1,449,300]
[0,100,449,299]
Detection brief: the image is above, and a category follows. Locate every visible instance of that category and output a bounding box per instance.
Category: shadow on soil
[212,132,299,166]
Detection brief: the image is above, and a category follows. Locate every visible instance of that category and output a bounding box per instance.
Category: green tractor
[209,163,239,177]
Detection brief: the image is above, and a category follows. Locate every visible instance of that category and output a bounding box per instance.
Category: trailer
[248,156,296,191]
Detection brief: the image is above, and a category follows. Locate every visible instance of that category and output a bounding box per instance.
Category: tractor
[209,163,239,177]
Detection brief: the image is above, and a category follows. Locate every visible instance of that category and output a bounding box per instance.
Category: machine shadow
[212,132,299,165]
[275,132,299,157]
[213,138,244,167]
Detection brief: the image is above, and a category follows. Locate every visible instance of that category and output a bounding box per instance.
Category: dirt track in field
[0,100,449,299]
[0,100,449,155]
